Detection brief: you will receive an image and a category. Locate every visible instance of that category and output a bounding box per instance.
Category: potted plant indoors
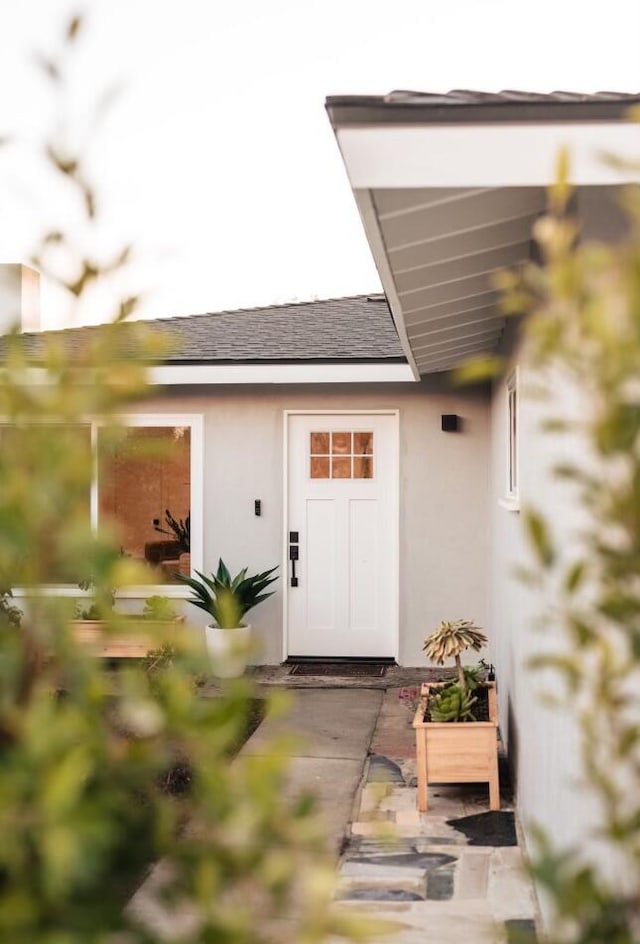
[152,509,191,575]
[176,558,278,678]
[412,619,500,811]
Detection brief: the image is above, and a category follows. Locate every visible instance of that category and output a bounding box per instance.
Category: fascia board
[1,363,416,386]
[336,122,640,188]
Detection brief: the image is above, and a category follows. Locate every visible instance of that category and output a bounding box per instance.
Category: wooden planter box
[412,681,500,812]
[71,617,184,658]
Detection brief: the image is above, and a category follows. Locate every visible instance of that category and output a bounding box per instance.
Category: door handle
[289,538,299,587]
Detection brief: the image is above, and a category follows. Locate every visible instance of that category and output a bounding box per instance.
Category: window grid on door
[309,431,374,479]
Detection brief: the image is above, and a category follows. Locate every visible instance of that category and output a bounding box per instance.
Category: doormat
[288,662,388,678]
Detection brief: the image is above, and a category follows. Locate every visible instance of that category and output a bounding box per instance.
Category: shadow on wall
[506,694,519,796]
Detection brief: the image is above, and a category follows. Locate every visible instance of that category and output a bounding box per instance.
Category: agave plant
[176,558,278,628]
[422,618,487,694]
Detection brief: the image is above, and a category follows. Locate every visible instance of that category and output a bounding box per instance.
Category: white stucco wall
[490,184,631,927]
[490,346,613,925]
[136,379,490,665]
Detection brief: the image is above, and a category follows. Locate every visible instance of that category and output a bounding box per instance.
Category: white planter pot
[204,623,251,678]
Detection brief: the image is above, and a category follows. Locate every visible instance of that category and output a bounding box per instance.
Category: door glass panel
[310,456,330,479]
[309,429,375,479]
[353,455,374,479]
[310,431,330,454]
[332,457,351,478]
[354,432,373,455]
[331,432,352,455]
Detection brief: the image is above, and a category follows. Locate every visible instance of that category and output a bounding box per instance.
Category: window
[309,430,374,479]
[506,370,519,503]
[1,414,202,589]
[98,423,194,584]
[0,424,93,583]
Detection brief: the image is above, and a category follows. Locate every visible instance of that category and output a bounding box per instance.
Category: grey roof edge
[326,90,640,126]
[160,355,407,366]
[19,292,389,341]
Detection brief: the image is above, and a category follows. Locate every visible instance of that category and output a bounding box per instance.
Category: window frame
[503,368,520,511]
[10,413,203,599]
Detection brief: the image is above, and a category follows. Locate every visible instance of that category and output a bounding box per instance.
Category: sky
[1,0,640,329]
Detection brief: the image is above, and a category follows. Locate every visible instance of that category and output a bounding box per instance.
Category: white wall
[490,347,590,823]
[137,379,490,665]
[490,329,619,926]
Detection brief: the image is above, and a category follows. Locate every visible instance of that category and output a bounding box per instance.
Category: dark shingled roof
[326,89,640,125]
[1,294,405,365]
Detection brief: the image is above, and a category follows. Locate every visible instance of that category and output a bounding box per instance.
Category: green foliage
[74,573,117,621]
[428,682,478,722]
[502,162,640,940]
[462,662,487,691]
[522,507,556,569]
[141,595,177,621]
[0,16,368,944]
[177,558,279,628]
[0,588,22,629]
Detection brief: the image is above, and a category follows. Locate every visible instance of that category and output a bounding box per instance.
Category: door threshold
[285,656,397,665]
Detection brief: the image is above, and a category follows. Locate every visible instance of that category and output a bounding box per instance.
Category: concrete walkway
[243,688,383,855]
[243,680,540,943]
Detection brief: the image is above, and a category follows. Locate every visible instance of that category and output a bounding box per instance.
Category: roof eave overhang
[326,97,640,377]
[2,361,415,387]
[326,96,640,127]
[151,362,415,384]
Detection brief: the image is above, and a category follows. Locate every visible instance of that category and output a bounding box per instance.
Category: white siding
[490,334,608,926]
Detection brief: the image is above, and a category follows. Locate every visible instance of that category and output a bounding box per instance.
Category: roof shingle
[0,294,405,365]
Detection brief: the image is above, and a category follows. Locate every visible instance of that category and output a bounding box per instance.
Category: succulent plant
[428,682,478,722]
[176,558,278,629]
[423,618,488,695]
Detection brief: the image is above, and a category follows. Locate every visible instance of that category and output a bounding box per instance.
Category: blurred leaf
[564,561,586,595]
[522,507,555,568]
[34,53,61,82]
[65,14,83,43]
[454,353,504,384]
[46,143,78,177]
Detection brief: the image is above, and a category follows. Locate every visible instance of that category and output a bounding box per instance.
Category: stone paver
[202,674,540,942]
[333,687,539,943]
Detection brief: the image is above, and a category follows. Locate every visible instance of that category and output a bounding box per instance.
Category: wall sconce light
[441,414,462,432]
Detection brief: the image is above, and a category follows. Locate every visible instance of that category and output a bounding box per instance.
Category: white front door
[286,412,398,658]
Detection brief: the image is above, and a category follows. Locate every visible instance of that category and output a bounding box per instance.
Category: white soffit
[337,122,640,188]
[353,185,548,376]
[338,123,640,375]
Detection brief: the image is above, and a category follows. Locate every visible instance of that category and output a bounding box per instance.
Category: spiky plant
[422,619,488,694]
[177,558,278,628]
